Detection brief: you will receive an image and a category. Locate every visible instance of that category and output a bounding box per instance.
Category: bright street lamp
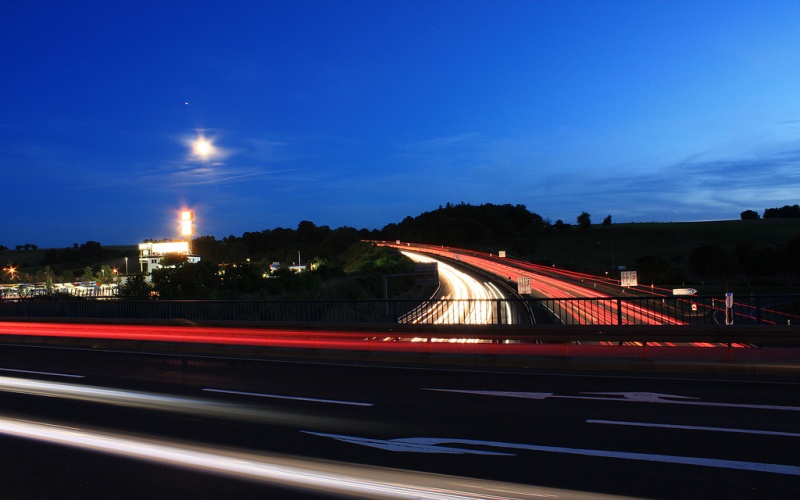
[4,265,17,280]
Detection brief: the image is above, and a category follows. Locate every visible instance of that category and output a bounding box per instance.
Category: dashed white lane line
[0,367,84,378]
[203,388,373,407]
[588,419,800,438]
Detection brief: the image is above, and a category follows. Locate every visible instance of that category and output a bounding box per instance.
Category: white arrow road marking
[587,419,800,438]
[424,389,800,412]
[306,432,800,476]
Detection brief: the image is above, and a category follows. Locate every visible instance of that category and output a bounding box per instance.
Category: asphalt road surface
[0,343,797,499]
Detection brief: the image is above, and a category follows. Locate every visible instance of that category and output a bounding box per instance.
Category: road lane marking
[306,432,800,476]
[0,367,84,378]
[587,419,800,438]
[203,388,373,407]
[424,389,800,412]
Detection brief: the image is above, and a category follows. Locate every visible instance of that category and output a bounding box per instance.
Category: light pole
[298,251,301,268]
[125,257,128,275]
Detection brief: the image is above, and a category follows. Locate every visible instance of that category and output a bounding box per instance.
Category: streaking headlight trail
[0,416,610,499]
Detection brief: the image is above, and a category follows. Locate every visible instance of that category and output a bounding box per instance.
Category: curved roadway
[391,243,679,326]
[400,251,515,325]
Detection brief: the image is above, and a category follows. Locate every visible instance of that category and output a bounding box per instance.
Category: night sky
[2,1,799,248]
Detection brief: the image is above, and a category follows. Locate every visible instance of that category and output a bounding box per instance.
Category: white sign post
[725,292,734,325]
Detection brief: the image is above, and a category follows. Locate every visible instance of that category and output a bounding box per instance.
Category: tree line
[121,242,429,301]
[634,236,800,287]
[5,202,800,298]
[741,204,800,220]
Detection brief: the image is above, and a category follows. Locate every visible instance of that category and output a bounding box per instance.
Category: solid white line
[587,419,800,438]
[202,388,373,407]
[0,367,84,378]
[426,388,800,412]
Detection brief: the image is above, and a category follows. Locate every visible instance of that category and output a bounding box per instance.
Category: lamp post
[125,257,128,275]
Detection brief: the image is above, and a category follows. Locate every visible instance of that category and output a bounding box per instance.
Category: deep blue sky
[3,1,799,248]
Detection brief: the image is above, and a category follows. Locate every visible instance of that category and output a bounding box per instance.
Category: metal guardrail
[0,295,798,326]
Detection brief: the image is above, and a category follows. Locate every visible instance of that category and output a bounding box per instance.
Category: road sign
[517,276,531,295]
[672,288,697,296]
[620,270,638,287]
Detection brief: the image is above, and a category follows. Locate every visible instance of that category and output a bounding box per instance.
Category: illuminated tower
[180,210,194,253]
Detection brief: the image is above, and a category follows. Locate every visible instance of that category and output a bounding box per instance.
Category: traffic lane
[286,379,800,499]
[0,420,631,500]
[2,343,799,413]
[1,389,797,500]
[0,391,628,500]
[3,347,798,462]
[1,356,799,499]
[187,363,800,486]
[399,387,800,464]
[1,344,799,434]
[188,378,796,498]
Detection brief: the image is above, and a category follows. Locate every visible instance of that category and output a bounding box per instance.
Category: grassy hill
[529,219,800,292]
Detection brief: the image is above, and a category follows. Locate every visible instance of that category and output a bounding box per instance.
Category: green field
[529,219,800,292]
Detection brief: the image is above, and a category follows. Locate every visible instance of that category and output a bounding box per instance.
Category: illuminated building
[137,210,200,277]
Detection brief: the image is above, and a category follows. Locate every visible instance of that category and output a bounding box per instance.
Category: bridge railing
[1,295,798,326]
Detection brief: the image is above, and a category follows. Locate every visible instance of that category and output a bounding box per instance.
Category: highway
[0,344,797,499]
[390,242,679,326]
[383,243,770,352]
[400,251,515,324]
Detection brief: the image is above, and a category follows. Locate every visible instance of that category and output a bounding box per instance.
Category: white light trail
[0,416,579,499]
[402,251,504,325]
[0,376,337,428]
